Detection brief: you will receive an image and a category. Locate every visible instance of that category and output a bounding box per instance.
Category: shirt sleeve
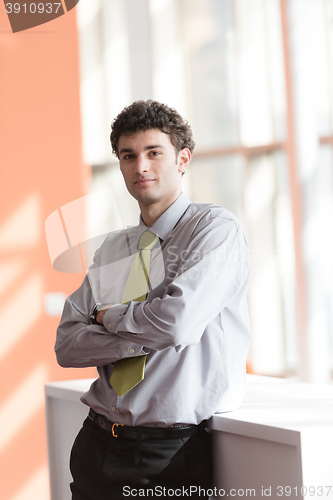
[103,216,251,352]
[55,255,147,368]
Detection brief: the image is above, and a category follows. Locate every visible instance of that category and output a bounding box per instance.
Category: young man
[56,100,251,500]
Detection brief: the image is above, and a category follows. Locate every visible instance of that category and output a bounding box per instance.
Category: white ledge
[45,374,333,500]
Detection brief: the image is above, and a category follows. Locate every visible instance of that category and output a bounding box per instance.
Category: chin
[140,194,159,203]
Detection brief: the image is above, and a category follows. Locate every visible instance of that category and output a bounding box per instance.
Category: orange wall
[0,5,96,499]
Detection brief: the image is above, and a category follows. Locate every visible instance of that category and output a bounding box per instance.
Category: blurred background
[1,0,333,498]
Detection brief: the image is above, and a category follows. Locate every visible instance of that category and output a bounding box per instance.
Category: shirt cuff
[103,303,128,332]
[103,303,149,357]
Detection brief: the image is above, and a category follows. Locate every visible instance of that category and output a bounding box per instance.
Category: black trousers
[70,415,213,500]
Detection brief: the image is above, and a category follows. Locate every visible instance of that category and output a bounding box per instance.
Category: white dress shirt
[55,192,251,427]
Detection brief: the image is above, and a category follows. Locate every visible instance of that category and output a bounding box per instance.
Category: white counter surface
[46,374,333,435]
[45,375,333,500]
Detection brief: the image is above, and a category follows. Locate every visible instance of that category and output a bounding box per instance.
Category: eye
[123,154,134,160]
[149,151,161,156]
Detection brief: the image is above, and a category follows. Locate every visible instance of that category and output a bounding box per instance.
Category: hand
[96,304,113,325]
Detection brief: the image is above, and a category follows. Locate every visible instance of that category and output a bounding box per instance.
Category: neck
[139,192,181,227]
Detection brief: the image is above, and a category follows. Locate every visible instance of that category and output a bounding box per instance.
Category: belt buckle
[111,422,124,438]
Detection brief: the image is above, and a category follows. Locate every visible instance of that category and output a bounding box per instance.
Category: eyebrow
[119,145,166,155]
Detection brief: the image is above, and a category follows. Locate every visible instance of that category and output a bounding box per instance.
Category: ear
[177,148,191,174]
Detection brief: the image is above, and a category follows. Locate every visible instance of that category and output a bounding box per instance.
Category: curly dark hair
[110,100,195,158]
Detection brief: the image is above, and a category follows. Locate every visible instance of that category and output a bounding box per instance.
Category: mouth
[134,179,155,186]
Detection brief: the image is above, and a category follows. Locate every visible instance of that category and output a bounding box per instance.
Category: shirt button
[111,407,116,412]
[129,348,135,353]
[108,323,111,328]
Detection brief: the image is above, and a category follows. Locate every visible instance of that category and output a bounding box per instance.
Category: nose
[135,155,149,174]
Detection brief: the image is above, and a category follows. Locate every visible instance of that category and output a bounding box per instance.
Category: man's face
[118,128,190,211]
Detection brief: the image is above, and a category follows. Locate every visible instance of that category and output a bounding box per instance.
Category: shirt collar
[139,192,192,240]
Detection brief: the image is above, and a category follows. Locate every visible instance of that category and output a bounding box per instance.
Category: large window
[77,0,333,382]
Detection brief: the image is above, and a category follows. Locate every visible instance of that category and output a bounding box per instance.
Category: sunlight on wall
[0,259,26,297]
[0,364,47,453]
[0,194,40,249]
[0,274,43,363]
[0,2,92,496]
[0,185,47,500]
[11,464,50,500]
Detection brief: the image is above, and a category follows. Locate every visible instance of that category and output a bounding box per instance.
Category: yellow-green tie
[110,230,158,397]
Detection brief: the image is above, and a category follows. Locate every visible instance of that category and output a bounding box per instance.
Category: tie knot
[138,231,158,251]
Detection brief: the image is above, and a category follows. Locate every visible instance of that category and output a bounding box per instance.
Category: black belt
[88,408,202,443]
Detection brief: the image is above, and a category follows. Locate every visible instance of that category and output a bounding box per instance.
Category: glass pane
[244,151,297,375]
[185,154,245,224]
[181,0,239,149]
